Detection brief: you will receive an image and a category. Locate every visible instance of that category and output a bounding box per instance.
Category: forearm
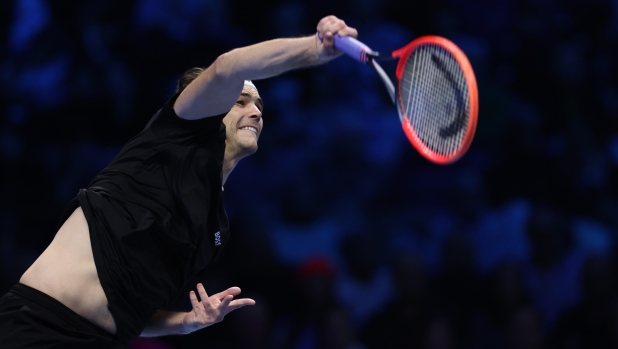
[174,16,355,120]
[217,35,322,81]
[175,35,321,119]
[140,310,188,337]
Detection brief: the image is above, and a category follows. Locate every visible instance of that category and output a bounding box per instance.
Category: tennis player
[0,15,357,348]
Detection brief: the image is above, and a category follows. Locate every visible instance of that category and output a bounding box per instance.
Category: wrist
[180,311,214,334]
[313,33,329,64]
[141,311,187,337]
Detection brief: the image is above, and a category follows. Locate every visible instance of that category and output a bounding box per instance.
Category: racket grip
[333,34,372,63]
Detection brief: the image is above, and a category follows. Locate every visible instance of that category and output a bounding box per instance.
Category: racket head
[393,36,478,165]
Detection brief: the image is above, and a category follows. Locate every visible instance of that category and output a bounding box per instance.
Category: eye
[236,99,245,106]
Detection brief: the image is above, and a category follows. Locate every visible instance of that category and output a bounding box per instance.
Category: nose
[248,104,262,122]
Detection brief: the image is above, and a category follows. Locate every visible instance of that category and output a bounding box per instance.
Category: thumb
[322,31,335,47]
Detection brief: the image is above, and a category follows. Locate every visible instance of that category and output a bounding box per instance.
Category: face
[222,86,263,158]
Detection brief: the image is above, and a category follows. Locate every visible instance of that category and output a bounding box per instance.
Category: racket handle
[333,34,372,63]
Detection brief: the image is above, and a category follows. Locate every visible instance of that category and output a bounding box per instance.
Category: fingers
[221,295,233,309]
[316,15,357,47]
[196,283,210,303]
[339,26,358,39]
[189,284,255,326]
[212,286,241,300]
[194,284,251,306]
[193,284,255,310]
[227,298,256,313]
[189,290,201,309]
[323,32,336,47]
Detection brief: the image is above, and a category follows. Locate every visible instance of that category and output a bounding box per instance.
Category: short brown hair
[176,67,205,94]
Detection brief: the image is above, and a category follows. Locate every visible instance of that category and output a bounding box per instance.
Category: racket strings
[400,44,469,156]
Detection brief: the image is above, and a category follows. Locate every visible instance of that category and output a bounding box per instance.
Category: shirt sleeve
[147,93,227,145]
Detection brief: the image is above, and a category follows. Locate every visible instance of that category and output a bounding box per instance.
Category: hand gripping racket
[334,35,478,164]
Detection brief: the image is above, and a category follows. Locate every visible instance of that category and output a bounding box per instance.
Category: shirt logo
[214,231,221,246]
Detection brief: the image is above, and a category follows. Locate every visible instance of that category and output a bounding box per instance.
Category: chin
[240,142,258,156]
[247,145,258,155]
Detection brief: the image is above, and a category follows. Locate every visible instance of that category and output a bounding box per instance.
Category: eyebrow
[240,92,263,112]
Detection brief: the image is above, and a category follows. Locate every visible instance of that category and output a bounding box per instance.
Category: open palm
[181,283,255,334]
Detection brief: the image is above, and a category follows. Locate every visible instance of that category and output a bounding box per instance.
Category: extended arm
[141,284,255,337]
[174,15,358,120]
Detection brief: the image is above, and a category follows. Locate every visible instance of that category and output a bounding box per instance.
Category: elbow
[212,51,241,82]
[211,51,245,94]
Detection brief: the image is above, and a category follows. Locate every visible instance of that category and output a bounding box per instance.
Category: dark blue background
[1,0,618,348]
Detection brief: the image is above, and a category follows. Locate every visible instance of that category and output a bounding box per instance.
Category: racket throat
[369,59,396,104]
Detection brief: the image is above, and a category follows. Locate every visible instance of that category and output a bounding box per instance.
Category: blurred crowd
[1,0,618,348]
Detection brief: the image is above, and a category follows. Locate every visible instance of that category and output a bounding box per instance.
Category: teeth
[240,126,258,134]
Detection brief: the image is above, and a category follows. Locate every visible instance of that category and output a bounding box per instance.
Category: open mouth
[239,126,258,134]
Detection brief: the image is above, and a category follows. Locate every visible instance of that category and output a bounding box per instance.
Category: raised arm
[174,15,358,120]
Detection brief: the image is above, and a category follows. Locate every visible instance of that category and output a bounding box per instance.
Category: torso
[19,207,117,334]
[17,98,228,341]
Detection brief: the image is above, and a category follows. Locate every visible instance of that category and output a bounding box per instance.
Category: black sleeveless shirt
[60,94,230,343]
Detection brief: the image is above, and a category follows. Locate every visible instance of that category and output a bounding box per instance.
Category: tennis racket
[334,34,478,164]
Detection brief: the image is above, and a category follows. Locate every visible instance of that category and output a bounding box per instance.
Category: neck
[222,148,249,185]
[222,159,237,185]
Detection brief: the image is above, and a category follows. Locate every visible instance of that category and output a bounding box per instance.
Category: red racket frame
[393,36,479,165]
